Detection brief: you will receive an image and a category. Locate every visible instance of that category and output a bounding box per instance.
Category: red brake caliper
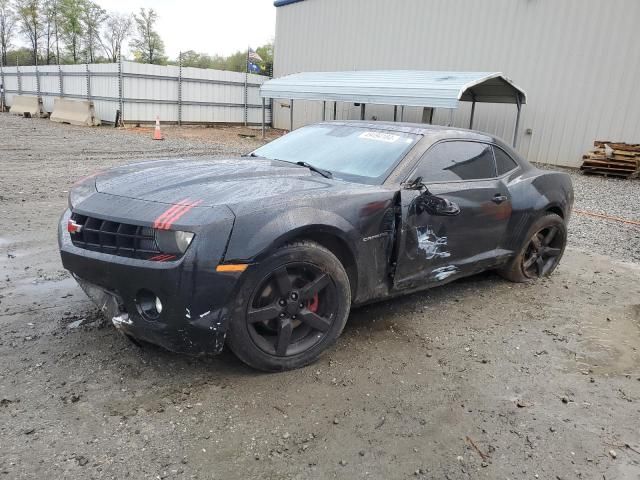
[307,293,319,313]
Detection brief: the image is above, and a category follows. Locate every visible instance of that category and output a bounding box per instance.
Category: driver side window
[412,141,497,182]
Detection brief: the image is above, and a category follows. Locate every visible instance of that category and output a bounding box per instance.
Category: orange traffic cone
[153,116,164,140]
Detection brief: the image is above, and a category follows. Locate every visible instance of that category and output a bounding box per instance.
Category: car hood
[95,157,350,208]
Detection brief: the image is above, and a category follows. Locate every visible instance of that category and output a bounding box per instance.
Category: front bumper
[58,207,242,355]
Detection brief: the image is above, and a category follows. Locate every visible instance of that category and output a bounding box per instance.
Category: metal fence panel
[87,63,119,122]
[3,70,18,105]
[37,65,62,112]
[1,61,271,125]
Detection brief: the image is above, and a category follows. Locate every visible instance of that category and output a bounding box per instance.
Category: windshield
[252,125,419,184]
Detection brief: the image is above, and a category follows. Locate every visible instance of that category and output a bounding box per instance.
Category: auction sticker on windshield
[359,131,400,143]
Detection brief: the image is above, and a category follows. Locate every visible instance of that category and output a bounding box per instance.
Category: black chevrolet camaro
[59,122,573,371]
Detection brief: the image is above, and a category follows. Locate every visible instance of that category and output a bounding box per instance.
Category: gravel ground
[1,114,639,480]
[536,164,640,264]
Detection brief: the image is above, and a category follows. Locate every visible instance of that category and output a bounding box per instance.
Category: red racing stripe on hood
[154,199,203,230]
[153,198,191,229]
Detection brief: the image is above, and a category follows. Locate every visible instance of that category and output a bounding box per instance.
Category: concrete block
[9,95,43,117]
[50,97,101,126]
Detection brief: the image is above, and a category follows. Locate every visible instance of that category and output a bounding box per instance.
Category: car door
[393,140,513,290]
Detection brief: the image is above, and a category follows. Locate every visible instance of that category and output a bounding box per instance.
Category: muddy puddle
[565,304,640,376]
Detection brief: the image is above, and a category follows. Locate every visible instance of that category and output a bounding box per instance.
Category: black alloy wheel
[247,262,337,357]
[227,241,351,371]
[498,213,567,283]
[521,225,564,278]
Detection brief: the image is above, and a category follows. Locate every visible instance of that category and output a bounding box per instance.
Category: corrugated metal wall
[272,0,640,167]
[0,61,271,125]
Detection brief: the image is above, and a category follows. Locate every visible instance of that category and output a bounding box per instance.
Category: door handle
[492,194,508,204]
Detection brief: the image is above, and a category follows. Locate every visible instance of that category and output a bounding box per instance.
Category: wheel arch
[261,225,358,300]
[289,228,357,300]
[224,208,362,300]
[545,204,565,219]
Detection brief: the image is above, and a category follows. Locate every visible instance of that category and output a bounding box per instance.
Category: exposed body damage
[416,226,451,260]
[59,121,573,367]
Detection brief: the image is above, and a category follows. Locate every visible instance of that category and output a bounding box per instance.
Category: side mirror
[435,197,460,216]
[414,192,460,216]
[403,176,426,191]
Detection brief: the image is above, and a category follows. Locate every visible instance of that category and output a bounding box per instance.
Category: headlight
[155,230,195,254]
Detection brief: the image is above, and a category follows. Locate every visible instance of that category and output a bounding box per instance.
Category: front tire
[226,241,351,372]
[498,213,567,283]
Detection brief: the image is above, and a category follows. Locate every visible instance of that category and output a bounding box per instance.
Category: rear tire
[226,241,351,372]
[498,213,567,283]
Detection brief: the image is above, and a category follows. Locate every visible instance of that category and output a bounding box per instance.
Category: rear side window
[493,146,519,175]
[413,141,496,182]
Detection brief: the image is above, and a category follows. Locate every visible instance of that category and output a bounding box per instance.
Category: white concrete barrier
[9,95,43,117]
[50,97,101,126]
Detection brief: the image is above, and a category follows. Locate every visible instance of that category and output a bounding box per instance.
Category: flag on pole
[247,47,263,74]
[248,48,263,63]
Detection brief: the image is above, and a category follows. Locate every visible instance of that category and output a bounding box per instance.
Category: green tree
[42,0,59,64]
[15,0,43,64]
[130,8,165,64]
[58,0,84,63]
[177,50,226,69]
[224,50,246,73]
[0,0,16,65]
[172,42,274,74]
[99,11,131,62]
[82,1,105,62]
[5,46,33,65]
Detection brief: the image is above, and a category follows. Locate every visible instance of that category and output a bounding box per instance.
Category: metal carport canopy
[259,70,527,109]
[258,70,527,147]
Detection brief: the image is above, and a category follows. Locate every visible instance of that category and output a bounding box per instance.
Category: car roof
[315,120,514,147]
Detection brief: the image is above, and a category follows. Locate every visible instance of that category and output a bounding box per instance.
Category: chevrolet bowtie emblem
[67,219,83,234]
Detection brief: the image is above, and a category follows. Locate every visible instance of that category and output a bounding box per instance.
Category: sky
[92,0,276,59]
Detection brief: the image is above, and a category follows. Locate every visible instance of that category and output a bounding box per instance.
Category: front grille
[69,213,171,260]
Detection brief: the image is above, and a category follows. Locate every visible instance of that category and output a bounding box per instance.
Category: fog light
[136,289,162,320]
[155,296,163,315]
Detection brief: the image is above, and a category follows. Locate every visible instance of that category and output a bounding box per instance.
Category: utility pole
[244,46,249,127]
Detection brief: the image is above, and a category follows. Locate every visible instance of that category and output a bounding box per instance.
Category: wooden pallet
[580,169,635,178]
[580,141,640,178]
[594,141,640,153]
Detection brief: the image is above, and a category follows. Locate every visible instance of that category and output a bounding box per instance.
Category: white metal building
[272,0,640,167]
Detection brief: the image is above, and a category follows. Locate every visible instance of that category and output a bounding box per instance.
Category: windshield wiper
[295,161,333,179]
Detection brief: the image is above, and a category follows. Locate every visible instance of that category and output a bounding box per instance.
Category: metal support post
[178,51,183,126]
[58,64,64,97]
[268,64,273,128]
[290,99,294,131]
[0,61,4,111]
[35,65,41,101]
[322,100,326,121]
[333,101,337,120]
[393,105,398,122]
[244,48,249,126]
[16,59,21,94]
[85,62,91,100]
[513,94,522,148]
[360,103,365,120]
[469,100,476,130]
[400,105,405,121]
[261,97,266,139]
[118,50,124,126]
